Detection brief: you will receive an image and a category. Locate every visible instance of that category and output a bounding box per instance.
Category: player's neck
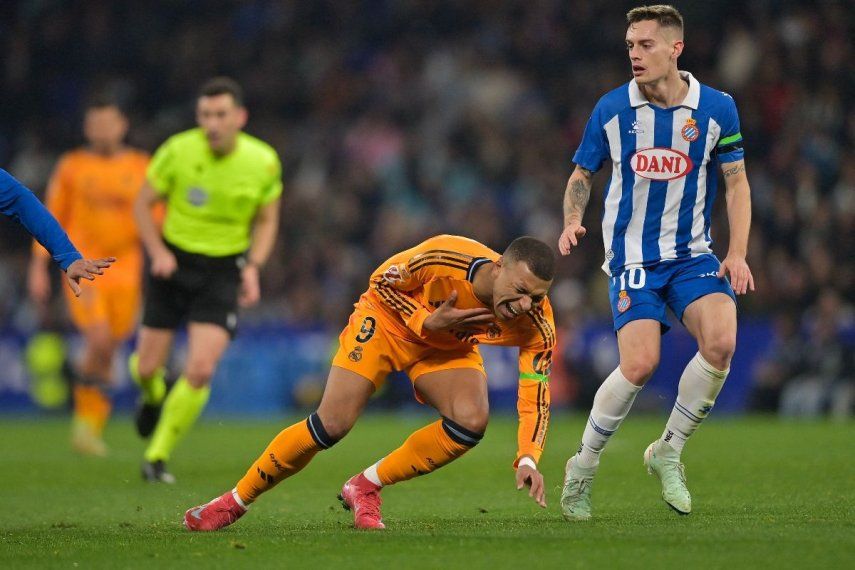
[88,144,125,157]
[210,136,239,157]
[471,262,495,307]
[638,68,688,109]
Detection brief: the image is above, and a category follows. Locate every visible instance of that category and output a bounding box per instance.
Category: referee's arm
[239,197,280,307]
[134,180,176,278]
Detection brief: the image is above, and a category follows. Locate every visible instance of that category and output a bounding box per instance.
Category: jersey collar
[629,70,700,110]
[467,257,491,282]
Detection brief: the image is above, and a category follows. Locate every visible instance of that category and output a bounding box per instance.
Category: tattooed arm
[558,166,594,255]
[718,159,754,294]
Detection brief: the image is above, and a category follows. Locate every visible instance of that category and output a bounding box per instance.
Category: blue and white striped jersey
[573,71,744,276]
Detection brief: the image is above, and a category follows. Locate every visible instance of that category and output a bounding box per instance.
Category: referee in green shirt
[130,78,282,482]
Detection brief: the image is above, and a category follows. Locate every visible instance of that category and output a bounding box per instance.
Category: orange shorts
[63,282,141,340]
[331,306,485,391]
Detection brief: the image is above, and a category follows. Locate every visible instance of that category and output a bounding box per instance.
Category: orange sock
[236,413,337,504]
[375,417,483,486]
[73,384,112,435]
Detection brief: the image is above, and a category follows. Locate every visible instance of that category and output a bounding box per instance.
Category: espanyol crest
[681,117,700,142]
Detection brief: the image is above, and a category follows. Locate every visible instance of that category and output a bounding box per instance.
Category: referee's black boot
[142,460,176,484]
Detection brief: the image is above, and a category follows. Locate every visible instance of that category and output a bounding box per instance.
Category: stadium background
[0,0,851,418]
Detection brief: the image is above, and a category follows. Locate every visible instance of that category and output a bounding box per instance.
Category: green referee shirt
[147,128,282,257]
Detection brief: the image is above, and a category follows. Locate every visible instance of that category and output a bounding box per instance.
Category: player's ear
[672,40,684,60]
[236,107,248,129]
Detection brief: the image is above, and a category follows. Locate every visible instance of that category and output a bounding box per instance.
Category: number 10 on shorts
[613,267,646,290]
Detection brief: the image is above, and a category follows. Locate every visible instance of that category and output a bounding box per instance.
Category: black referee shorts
[142,241,242,337]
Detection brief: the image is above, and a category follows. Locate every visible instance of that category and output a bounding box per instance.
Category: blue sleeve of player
[572,103,609,173]
[716,95,745,164]
[0,169,82,271]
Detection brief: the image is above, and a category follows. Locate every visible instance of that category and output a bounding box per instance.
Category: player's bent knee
[702,333,736,370]
[185,361,217,387]
[306,412,343,449]
[620,357,659,384]
[137,359,161,380]
[446,401,489,434]
[441,416,485,447]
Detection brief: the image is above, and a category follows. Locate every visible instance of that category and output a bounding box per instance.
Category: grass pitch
[1,413,852,569]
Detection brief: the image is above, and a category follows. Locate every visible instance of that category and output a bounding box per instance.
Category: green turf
[0,413,852,569]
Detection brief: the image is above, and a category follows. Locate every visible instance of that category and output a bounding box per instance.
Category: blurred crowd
[0,1,851,415]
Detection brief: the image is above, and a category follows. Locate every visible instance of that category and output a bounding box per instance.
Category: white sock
[231,488,249,510]
[661,352,728,454]
[362,461,383,487]
[576,367,642,469]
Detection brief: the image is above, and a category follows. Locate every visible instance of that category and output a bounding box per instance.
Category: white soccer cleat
[560,456,596,521]
[644,440,692,515]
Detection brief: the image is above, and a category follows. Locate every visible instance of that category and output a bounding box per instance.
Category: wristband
[517,456,537,470]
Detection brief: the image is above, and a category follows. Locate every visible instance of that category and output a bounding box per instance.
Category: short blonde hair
[626,5,684,35]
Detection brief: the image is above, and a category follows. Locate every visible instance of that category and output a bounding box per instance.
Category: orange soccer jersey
[33,149,149,336]
[333,235,555,464]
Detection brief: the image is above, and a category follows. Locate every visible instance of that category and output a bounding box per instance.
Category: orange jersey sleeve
[513,300,555,466]
[367,235,498,341]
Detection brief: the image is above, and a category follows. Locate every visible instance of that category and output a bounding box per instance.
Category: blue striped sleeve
[572,101,610,173]
[0,169,82,270]
[716,94,744,164]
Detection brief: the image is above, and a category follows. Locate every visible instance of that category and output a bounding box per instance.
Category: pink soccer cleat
[338,473,385,530]
[183,490,247,532]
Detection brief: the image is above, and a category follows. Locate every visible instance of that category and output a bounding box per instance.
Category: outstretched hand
[516,462,546,508]
[558,221,587,255]
[422,290,494,333]
[65,257,116,297]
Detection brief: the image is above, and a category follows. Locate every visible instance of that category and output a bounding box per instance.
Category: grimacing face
[625,19,683,85]
[84,106,128,153]
[491,258,551,321]
[196,93,247,154]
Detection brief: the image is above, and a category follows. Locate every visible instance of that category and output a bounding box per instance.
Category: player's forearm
[724,172,752,258]
[563,166,593,226]
[371,279,432,336]
[0,170,82,269]
[246,203,280,267]
[515,379,550,466]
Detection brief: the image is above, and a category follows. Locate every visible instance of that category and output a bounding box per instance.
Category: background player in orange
[28,98,149,456]
[184,235,556,532]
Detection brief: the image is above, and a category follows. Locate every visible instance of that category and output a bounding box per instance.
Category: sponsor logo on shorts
[617,290,631,313]
[698,271,718,278]
[681,117,700,142]
[226,312,237,331]
[630,147,693,181]
[348,346,363,362]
